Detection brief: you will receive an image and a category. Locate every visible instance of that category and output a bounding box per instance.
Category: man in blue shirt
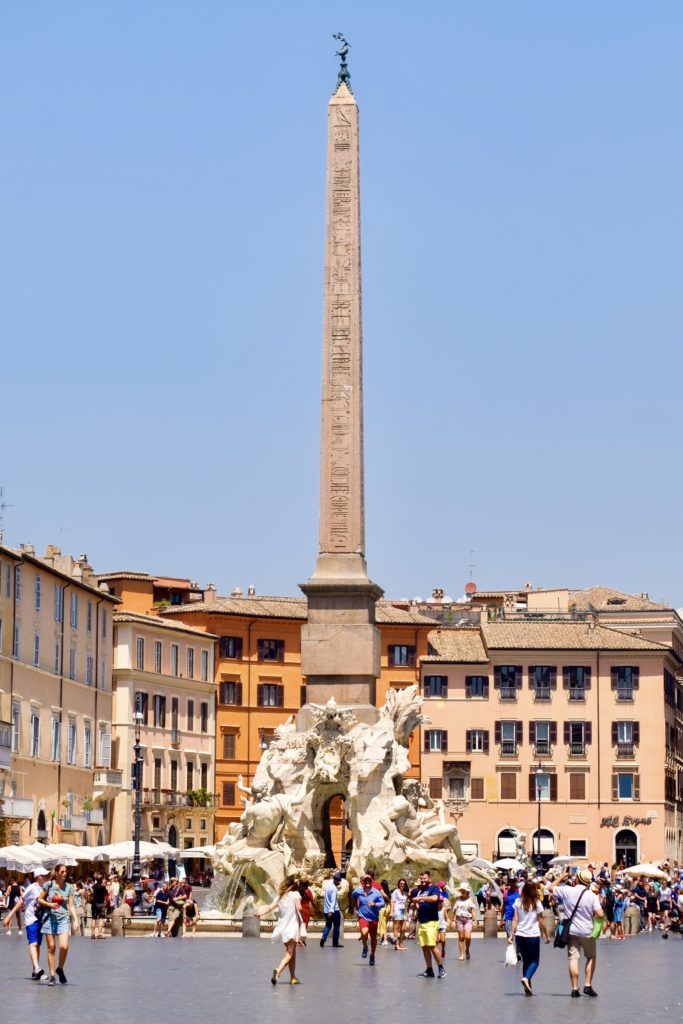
[409,870,446,978]
[352,875,385,966]
[320,872,343,948]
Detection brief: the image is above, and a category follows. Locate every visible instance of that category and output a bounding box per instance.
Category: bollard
[241,908,262,939]
[110,906,126,937]
[542,909,557,938]
[625,906,641,936]
[483,908,499,938]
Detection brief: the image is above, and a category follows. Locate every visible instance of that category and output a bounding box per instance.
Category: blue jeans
[515,936,540,981]
[321,910,341,945]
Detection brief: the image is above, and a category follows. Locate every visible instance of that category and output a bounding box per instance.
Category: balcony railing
[0,796,34,819]
[85,807,104,825]
[499,740,518,756]
[141,788,219,809]
[568,742,586,757]
[568,688,587,702]
[534,740,552,756]
[616,688,634,702]
[59,814,87,831]
[0,722,11,770]
[534,688,551,702]
[616,741,635,758]
[93,769,123,788]
[171,727,180,748]
[499,686,518,701]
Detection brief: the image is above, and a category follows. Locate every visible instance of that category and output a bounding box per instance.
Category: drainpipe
[596,650,601,809]
[246,619,258,786]
[57,583,72,827]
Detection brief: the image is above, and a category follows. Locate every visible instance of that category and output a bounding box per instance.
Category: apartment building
[0,544,119,845]
[420,616,683,866]
[108,611,217,847]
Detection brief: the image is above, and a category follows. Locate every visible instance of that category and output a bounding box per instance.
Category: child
[614,890,626,939]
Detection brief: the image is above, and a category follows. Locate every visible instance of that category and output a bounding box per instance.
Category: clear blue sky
[2,2,682,605]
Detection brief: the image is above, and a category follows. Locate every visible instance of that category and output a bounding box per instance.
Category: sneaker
[17,931,22,935]
[438,965,446,979]
[271,969,278,986]
[521,977,533,997]
[56,967,67,985]
[47,976,56,987]
[319,939,325,947]
[5,930,10,936]
[571,989,581,998]
[290,978,300,985]
[369,954,375,966]
[361,947,368,958]
[420,968,435,978]
[583,986,598,998]
[332,943,344,948]
[35,968,44,981]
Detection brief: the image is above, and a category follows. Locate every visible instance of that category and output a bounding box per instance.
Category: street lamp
[535,762,544,870]
[132,697,144,914]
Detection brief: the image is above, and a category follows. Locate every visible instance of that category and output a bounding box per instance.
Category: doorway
[614,828,638,868]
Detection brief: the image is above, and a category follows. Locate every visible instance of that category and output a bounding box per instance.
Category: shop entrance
[614,828,638,868]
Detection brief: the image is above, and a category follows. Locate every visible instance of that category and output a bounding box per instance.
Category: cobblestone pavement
[2,929,682,1024]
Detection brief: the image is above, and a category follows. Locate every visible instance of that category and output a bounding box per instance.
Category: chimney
[19,543,35,556]
[248,585,256,597]
[205,583,217,606]
[43,544,61,566]
[231,586,243,597]
[640,592,649,600]
[431,587,444,603]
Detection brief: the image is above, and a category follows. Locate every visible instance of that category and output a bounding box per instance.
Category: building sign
[600,815,652,827]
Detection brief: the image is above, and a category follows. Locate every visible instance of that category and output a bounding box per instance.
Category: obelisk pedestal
[300,79,382,715]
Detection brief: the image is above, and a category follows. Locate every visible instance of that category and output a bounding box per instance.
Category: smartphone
[569,866,578,876]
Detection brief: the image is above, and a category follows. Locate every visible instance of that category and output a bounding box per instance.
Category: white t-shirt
[658,887,672,903]
[391,889,407,918]
[554,884,602,937]
[513,898,544,938]
[22,881,42,927]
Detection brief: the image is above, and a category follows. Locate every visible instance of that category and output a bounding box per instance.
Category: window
[494,665,522,699]
[13,625,20,659]
[187,648,195,679]
[445,775,466,800]
[5,562,10,598]
[54,641,61,675]
[429,777,443,799]
[465,676,489,698]
[84,724,92,768]
[101,609,107,639]
[500,772,517,800]
[86,655,94,686]
[495,720,522,755]
[186,762,194,790]
[87,601,93,633]
[69,648,76,680]
[171,697,179,737]
[51,716,61,761]
[170,759,178,791]
[466,729,489,753]
[135,691,149,726]
[201,761,208,789]
[30,710,40,757]
[257,639,285,663]
[70,592,78,629]
[14,565,21,602]
[187,699,194,731]
[171,645,179,676]
[529,666,556,699]
[54,584,64,622]
[569,773,586,800]
[154,758,162,789]
[153,695,166,728]
[67,720,77,764]
[154,641,162,674]
[136,637,145,671]
[564,721,591,754]
[219,636,243,659]
[423,675,448,698]
[222,782,236,806]
[569,839,587,858]
[529,720,556,755]
[101,659,106,689]
[423,729,447,752]
[388,644,416,667]
[200,819,207,832]
[98,728,111,768]
[563,666,591,698]
[200,702,208,733]
[529,772,556,801]
[613,773,640,800]
[612,666,639,700]
[33,634,40,668]
[11,702,20,754]
[222,733,236,759]
[612,721,639,755]
[220,681,243,705]
[257,683,284,707]
[200,650,209,682]
[470,777,485,800]
[34,575,41,611]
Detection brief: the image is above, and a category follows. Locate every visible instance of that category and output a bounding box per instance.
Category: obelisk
[300,42,383,711]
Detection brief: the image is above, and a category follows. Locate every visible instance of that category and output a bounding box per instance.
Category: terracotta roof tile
[569,586,671,613]
[481,620,668,651]
[421,629,488,663]
[160,596,439,626]
[113,611,218,640]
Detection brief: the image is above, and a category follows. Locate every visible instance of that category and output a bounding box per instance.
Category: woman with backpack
[37,864,79,986]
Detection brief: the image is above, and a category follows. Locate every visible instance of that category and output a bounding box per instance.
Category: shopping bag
[505,942,518,966]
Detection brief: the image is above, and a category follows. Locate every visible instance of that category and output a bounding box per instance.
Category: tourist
[630,876,648,931]
[297,879,315,946]
[436,882,451,960]
[90,873,109,940]
[453,882,477,961]
[5,877,23,935]
[184,895,200,937]
[599,878,615,937]
[255,875,303,985]
[320,871,343,948]
[548,868,603,998]
[73,882,87,936]
[351,874,385,966]
[613,888,625,939]
[502,879,519,939]
[658,879,673,929]
[164,881,188,938]
[3,867,48,978]
[508,879,550,996]
[378,880,392,946]
[37,863,78,986]
[409,870,446,978]
[391,878,408,951]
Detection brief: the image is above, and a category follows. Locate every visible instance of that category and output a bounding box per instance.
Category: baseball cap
[34,868,49,878]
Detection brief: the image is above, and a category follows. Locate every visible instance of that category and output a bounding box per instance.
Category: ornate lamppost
[535,762,544,870]
[132,694,144,913]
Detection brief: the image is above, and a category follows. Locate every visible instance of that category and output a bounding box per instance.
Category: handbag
[554,888,587,949]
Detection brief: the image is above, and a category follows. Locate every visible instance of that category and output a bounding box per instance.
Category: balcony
[141,788,219,809]
[568,688,586,702]
[616,741,635,758]
[534,740,552,757]
[59,815,87,831]
[85,807,104,825]
[0,795,34,819]
[499,686,518,702]
[0,721,11,770]
[499,740,518,757]
[534,688,551,702]
[93,768,123,801]
[568,742,586,757]
[616,688,634,702]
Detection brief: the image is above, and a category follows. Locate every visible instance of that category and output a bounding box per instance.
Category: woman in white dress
[255,876,303,985]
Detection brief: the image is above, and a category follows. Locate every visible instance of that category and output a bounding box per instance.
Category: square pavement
[2,929,681,1023]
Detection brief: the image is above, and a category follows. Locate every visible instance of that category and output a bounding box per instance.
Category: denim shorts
[42,916,71,936]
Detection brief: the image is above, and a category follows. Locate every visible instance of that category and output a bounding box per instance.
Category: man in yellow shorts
[409,871,446,978]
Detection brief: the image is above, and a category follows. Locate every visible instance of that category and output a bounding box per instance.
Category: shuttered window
[220,682,243,706]
[257,683,284,707]
[500,773,517,800]
[569,773,586,800]
[257,639,285,662]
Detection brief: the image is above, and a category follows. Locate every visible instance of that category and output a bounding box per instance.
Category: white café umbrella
[0,845,50,873]
[492,857,526,872]
[548,856,588,866]
[178,845,216,859]
[629,863,667,879]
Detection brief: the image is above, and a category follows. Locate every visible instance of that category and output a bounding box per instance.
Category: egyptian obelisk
[300,40,383,711]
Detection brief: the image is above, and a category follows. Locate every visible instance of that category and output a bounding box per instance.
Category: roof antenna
[0,487,13,544]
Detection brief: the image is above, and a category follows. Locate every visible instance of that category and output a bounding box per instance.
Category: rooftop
[113,611,218,640]
[569,586,672,614]
[160,596,439,626]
